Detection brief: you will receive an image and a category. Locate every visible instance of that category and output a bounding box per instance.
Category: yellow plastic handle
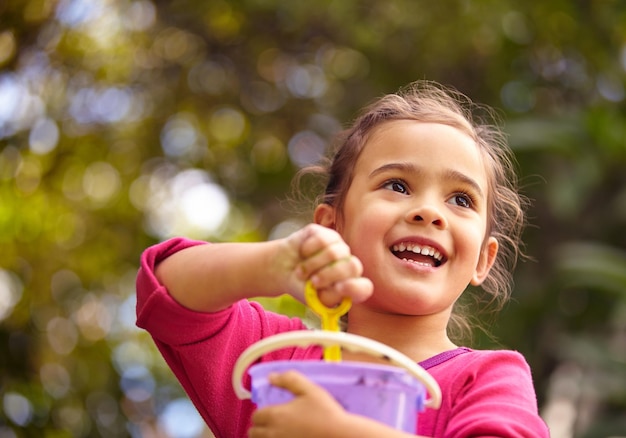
[304,281,351,361]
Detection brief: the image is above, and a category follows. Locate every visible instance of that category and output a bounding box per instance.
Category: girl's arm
[249,371,428,438]
[154,223,373,312]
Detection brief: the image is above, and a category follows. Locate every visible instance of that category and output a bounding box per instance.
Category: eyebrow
[369,162,485,199]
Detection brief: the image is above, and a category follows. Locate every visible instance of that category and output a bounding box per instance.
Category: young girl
[136,81,549,437]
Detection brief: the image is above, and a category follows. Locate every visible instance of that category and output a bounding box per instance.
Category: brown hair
[299,80,527,343]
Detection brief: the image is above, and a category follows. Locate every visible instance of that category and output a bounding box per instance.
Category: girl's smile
[391,240,445,267]
[391,238,446,268]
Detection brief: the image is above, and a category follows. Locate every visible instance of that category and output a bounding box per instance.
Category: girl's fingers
[298,225,346,258]
[249,371,345,437]
[267,370,319,397]
[250,371,328,429]
[307,254,363,289]
[286,224,370,305]
[317,276,374,307]
[284,224,347,275]
[339,277,374,303]
[299,241,352,279]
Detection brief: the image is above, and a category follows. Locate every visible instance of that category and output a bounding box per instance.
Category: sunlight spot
[46,317,78,355]
[0,30,16,65]
[55,0,104,27]
[0,73,44,138]
[321,46,370,80]
[115,293,138,333]
[286,64,327,98]
[241,81,285,114]
[74,294,112,341]
[159,398,205,438]
[287,130,326,167]
[251,136,287,172]
[0,269,23,322]
[208,106,247,143]
[29,117,59,155]
[145,168,230,239]
[86,392,119,429]
[112,340,154,373]
[122,0,156,32]
[181,183,229,231]
[94,87,132,123]
[501,11,533,44]
[160,114,199,157]
[40,362,72,398]
[3,393,33,427]
[120,365,155,402]
[82,161,121,205]
[597,73,624,102]
[69,86,133,125]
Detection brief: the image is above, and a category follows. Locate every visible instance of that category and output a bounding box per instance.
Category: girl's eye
[383,180,409,194]
[448,193,474,208]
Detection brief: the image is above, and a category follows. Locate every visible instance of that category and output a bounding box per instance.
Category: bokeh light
[160,113,203,158]
[46,317,79,356]
[158,398,206,438]
[0,269,23,322]
[143,168,231,239]
[82,161,122,206]
[287,130,326,168]
[120,365,155,403]
[3,393,33,427]
[28,117,60,155]
[0,73,45,138]
[40,362,72,399]
[208,106,248,144]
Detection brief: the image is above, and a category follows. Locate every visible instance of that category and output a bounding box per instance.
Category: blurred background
[1,0,625,437]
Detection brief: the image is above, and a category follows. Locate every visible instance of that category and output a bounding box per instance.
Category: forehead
[356,120,488,184]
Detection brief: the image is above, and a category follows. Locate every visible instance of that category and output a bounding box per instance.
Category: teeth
[401,259,432,267]
[392,242,443,261]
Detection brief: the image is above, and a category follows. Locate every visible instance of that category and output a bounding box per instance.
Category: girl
[136,81,549,437]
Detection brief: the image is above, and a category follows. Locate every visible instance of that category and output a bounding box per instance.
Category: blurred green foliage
[0,0,625,436]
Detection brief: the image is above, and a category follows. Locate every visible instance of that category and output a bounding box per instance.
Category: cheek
[455,225,486,263]
[339,214,382,258]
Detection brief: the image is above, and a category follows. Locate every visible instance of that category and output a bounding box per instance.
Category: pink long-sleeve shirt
[136,238,550,437]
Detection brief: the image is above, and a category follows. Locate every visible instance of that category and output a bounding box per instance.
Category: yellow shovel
[304,280,352,362]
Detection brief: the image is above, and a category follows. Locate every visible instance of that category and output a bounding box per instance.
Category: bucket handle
[232,330,442,409]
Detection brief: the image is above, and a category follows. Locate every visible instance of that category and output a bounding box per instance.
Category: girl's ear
[470,236,499,286]
[313,203,337,229]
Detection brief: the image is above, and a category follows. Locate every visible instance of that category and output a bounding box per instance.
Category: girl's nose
[406,203,447,229]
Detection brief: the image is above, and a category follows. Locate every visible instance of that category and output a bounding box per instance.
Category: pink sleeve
[135,237,208,343]
[429,350,549,437]
[135,237,309,438]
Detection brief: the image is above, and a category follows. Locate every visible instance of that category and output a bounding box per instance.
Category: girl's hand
[249,371,349,438]
[281,224,373,307]
[249,371,425,438]
[249,371,423,438]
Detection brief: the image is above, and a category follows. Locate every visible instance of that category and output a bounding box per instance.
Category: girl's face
[318,120,498,317]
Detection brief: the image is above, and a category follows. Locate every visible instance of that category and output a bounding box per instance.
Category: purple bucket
[232,331,441,433]
[249,360,425,433]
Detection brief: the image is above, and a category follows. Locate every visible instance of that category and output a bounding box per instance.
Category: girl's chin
[361,289,450,315]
